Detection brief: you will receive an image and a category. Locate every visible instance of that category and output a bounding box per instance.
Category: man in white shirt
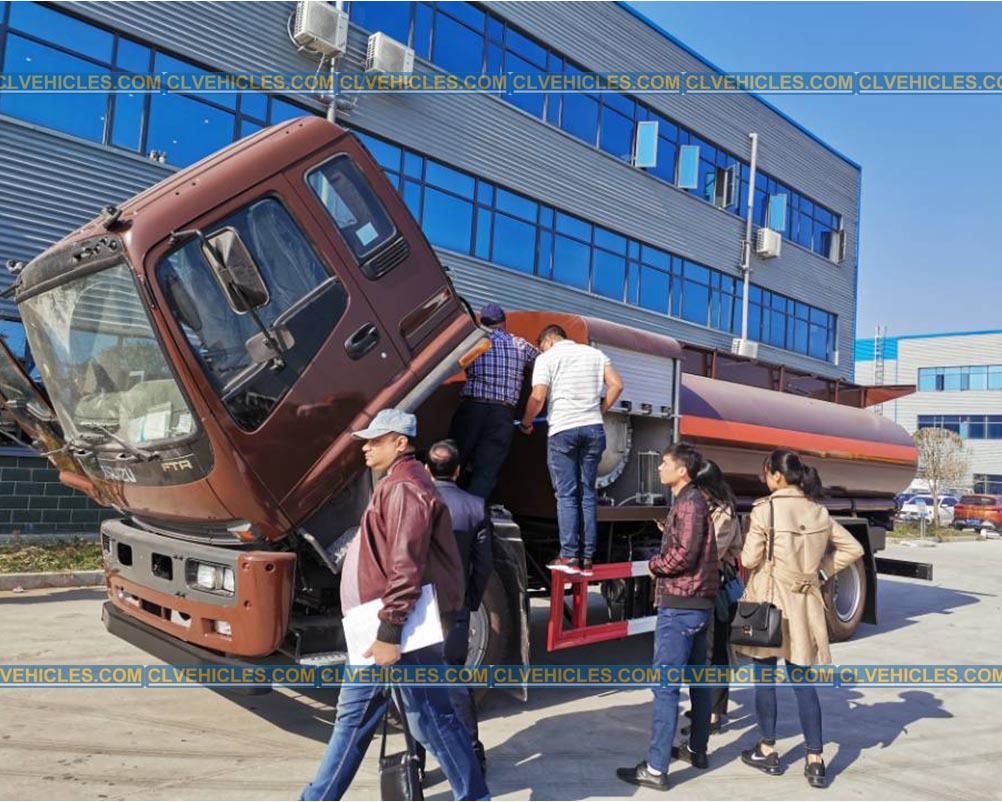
[519,324,623,576]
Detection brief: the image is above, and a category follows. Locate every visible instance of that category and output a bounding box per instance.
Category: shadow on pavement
[0,587,105,605]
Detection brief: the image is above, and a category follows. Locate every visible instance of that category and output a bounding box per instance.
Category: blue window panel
[155,53,237,110]
[111,89,144,151]
[555,212,591,241]
[359,134,402,172]
[350,1,412,44]
[403,179,422,219]
[990,366,1002,390]
[116,39,150,74]
[808,323,828,360]
[383,170,401,190]
[240,119,264,139]
[487,43,502,74]
[970,366,988,391]
[421,187,473,254]
[990,418,1002,439]
[684,262,710,283]
[488,17,503,42]
[592,251,625,301]
[634,120,658,168]
[0,2,7,24]
[241,91,268,121]
[474,208,492,260]
[604,91,635,118]
[676,145,700,189]
[537,230,553,278]
[437,2,485,32]
[639,266,669,314]
[432,12,484,74]
[627,261,640,305]
[767,193,788,232]
[505,52,544,118]
[403,151,423,179]
[793,316,809,354]
[943,368,963,391]
[628,241,640,260]
[506,27,547,68]
[552,235,591,290]
[599,105,633,161]
[652,138,677,183]
[269,97,306,123]
[796,212,813,248]
[492,214,535,274]
[641,244,669,270]
[917,369,937,392]
[476,181,493,206]
[748,301,763,342]
[681,278,710,326]
[147,93,233,167]
[800,196,814,217]
[425,161,474,198]
[538,206,554,229]
[815,225,832,257]
[697,158,716,203]
[1,36,109,143]
[8,2,113,63]
[594,229,626,255]
[414,3,432,59]
[969,418,987,439]
[496,189,537,222]
[560,92,599,146]
[546,60,562,125]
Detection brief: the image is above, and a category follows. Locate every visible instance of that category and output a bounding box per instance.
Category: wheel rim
[466,603,490,667]
[832,564,861,623]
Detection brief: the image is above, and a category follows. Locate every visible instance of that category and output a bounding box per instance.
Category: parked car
[953,495,1002,531]
[897,495,959,525]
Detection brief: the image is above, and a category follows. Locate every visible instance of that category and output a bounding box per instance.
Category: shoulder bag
[379,686,424,801]
[729,499,783,648]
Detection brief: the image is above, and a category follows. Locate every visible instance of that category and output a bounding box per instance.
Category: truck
[1,116,930,677]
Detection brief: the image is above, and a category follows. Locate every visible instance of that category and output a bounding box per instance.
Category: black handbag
[379,686,424,801]
[730,499,783,648]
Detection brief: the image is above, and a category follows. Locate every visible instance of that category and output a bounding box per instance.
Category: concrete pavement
[1,541,1001,800]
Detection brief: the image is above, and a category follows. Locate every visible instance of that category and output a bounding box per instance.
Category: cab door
[151,178,406,518]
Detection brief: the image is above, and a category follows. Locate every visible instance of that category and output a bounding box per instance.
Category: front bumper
[102,518,295,657]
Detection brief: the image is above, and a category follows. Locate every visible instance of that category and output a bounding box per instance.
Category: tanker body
[2,117,927,675]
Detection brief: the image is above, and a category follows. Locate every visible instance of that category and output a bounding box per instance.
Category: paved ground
[1,541,1001,800]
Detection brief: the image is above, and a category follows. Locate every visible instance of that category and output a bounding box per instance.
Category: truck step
[298,651,348,666]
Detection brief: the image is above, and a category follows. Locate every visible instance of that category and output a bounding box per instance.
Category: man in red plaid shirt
[450,304,539,499]
[618,442,719,791]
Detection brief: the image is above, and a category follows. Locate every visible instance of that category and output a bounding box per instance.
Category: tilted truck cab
[6,117,929,677]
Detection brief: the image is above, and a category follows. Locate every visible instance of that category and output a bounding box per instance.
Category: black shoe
[805,759,827,788]
[741,742,782,775]
[670,741,708,770]
[474,741,487,778]
[616,761,669,790]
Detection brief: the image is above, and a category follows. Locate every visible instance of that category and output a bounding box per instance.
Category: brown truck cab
[13,117,485,664]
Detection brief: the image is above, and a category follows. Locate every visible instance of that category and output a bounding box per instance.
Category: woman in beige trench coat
[736,449,864,788]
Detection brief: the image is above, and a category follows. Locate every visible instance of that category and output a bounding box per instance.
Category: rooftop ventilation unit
[755,227,782,259]
[731,338,760,359]
[293,1,349,57]
[366,32,415,74]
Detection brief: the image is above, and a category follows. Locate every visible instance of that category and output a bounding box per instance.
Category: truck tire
[823,559,867,642]
[466,571,511,669]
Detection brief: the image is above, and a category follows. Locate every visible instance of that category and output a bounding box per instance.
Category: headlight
[189,561,235,595]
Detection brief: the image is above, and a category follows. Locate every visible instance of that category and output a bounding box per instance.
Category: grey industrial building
[0,1,862,531]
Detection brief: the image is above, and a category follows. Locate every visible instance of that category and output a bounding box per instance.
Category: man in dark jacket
[302,409,489,801]
[617,442,719,791]
[422,439,493,773]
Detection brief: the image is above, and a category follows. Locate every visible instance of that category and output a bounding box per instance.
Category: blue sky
[631,2,1002,340]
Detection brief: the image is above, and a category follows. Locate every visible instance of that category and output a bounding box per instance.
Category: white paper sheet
[342,584,443,666]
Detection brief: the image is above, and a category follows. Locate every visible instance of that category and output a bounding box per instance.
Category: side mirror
[202,228,269,313]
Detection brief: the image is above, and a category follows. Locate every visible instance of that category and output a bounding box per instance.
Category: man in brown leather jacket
[302,409,489,801]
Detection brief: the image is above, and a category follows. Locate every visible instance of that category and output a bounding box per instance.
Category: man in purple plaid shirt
[450,304,539,499]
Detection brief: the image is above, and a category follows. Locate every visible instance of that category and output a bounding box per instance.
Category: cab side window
[307,155,397,262]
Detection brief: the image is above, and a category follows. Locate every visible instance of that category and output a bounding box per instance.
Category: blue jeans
[301,644,490,801]
[547,424,606,560]
[648,607,713,773]
[753,657,823,754]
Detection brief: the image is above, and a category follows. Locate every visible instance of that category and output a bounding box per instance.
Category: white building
[855,330,1002,494]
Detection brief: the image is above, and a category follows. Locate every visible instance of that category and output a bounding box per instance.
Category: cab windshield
[19,262,196,449]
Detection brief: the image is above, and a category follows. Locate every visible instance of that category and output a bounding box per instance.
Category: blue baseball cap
[351,408,417,440]
[479,303,506,325]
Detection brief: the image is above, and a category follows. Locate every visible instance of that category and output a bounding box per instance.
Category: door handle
[344,323,380,360]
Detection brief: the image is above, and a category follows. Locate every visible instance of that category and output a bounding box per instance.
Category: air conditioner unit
[366,32,415,74]
[731,338,760,359]
[755,227,782,259]
[293,1,349,57]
